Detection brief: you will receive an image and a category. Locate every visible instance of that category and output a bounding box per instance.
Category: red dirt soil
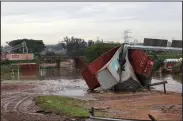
[92,91,182,120]
[1,84,35,91]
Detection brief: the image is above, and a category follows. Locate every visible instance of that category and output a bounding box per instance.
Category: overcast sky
[1,2,182,46]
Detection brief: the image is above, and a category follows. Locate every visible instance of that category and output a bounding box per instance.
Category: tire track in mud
[1,94,21,113]
[14,96,31,112]
[1,94,51,121]
[3,95,28,112]
[1,80,89,121]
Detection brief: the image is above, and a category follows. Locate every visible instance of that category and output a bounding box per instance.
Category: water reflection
[152,72,182,93]
[172,74,182,84]
[40,68,182,93]
[40,68,82,80]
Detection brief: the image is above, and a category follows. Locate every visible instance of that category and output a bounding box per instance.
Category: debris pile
[79,44,155,91]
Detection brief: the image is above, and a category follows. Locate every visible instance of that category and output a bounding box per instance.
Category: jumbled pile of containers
[80,44,155,91]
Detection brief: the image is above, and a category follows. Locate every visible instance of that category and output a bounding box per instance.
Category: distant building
[143,38,168,47]
[171,40,182,48]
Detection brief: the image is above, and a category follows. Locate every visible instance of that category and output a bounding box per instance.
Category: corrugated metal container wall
[128,49,154,77]
[95,46,123,89]
[88,46,120,74]
[143,38,168,47]
[79,58,100,90]
[96,69,118,90]
[19,64,38,79]
[81,68,100,90]
[171,40,182,48]
[96,47,141,90]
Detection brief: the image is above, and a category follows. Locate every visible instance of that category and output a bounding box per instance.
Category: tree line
[2,37,121,63]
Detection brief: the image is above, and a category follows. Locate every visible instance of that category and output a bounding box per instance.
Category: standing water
[40,68,182,94]
[152,72,182,93]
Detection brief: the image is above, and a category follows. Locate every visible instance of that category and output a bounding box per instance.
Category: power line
[122,30,132,43]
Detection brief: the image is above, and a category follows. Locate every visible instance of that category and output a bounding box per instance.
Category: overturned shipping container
[95,46,142,90]
[143,38,168,47]
[81,46,120,90]
[128,50,154,86]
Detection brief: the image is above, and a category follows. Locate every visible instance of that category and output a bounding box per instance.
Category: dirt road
[1,80,182,121]
[1,80,89,121]
[92,91,182,120]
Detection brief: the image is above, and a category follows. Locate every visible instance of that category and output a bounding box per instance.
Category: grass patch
[35,96,107,119]
[35,96,91,118]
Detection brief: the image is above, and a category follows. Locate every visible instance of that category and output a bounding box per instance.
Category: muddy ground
[92,91,182,120]
[1,80,182,121]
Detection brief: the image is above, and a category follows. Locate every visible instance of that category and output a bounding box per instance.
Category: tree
[61,36,87,56]
[0,46,3,53]
[87,40,95,47]
[45,51,57,56]
[8,39,45,54]
[84,42,121,63]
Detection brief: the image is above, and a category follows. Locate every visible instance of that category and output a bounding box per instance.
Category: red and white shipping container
[80,46,120,90]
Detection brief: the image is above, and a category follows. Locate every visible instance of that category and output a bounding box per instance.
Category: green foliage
[1,59,10,65]
[8,39,45,54]
[44,51,57,56]
[1,59,37,66]
[84,43,121,63]
[61,36,88,57]
[87,40,95,47]
[35,96,89,118]
[148,52,182,72]
[172,60,182,74]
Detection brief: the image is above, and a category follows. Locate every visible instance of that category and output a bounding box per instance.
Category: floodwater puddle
[152,72,182,93]
[33,79,89,98]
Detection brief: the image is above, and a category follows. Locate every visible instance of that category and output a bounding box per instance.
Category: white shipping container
[96,46,141,90]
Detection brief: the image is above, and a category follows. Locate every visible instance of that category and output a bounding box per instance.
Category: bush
[84,43,120,63]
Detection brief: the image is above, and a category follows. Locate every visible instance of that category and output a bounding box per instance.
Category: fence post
[163,83,166,94]
[18,65,19,80]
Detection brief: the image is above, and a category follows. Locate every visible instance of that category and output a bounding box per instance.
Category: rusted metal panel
[128,50,154,77]
[88,46,120,74]
[19,63,39,79]
[81,68,100,90]
[128,49,154,86]
[78,57,100,90]
[128,50,154,76]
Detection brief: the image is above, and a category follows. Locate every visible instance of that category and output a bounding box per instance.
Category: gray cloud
[1,2,182,45]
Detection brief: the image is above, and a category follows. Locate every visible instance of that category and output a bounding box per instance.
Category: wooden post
[11,69,14,80]
[56,57,61,76]
[89,107,94,116]
[163,83,166,94]
[17,65,19,80]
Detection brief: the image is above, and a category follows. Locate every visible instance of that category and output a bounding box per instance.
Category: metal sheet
[125,44,182,52]
[171,40,182,48]
[96,46,141,90]
[143,38,168,47]
[3,53,34,60]
[79,58,100,90]
[19,64,38,79]
[96,69,118,90]
[88,46,120,74]
[107,47,122,82]
[81,68,100,90]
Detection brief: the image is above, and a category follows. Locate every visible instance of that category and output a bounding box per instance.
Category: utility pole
[122,30,132,43]
[97,37,100,41]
